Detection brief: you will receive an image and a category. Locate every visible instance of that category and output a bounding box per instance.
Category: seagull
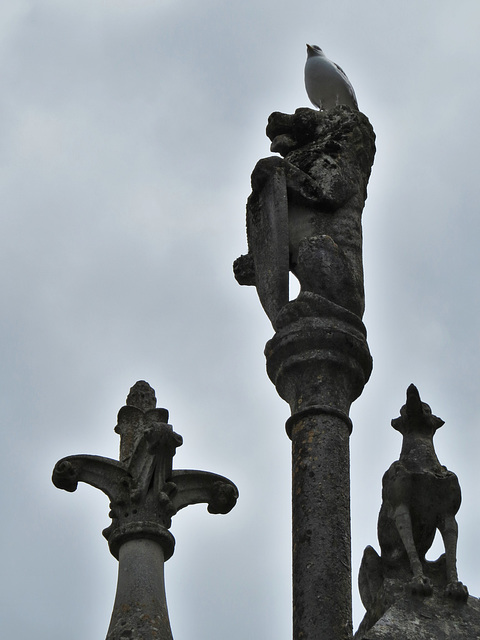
[304,44,358,111]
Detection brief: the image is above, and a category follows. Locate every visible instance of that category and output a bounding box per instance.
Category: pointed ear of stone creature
[391,384,444,434]
[405,383,423,418]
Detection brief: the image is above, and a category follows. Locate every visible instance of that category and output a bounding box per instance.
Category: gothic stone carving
[357,385,469,636]
[234,106,375,329]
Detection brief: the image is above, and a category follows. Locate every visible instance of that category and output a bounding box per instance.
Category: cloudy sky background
[2,1,480,638]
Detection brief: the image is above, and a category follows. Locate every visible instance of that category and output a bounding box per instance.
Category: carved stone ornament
[234,105,375,330]
[53,381,238,640]
[356,385,480,639]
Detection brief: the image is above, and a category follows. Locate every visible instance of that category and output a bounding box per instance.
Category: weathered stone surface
[53,381,238,640]
[234,106,375,328]
[265,299,372,640]
[106,539,172,640]
[356,587,480,640]
[356,385,476,639]
[236,107,375,640]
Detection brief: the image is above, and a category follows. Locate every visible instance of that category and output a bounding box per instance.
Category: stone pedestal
[356,585,480,640]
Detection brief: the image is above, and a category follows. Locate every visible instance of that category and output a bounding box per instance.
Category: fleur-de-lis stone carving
[53,381,238,640]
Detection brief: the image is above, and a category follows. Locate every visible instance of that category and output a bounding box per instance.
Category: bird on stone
[304,44,358,111]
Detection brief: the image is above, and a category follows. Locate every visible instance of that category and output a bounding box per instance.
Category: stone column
[53,381,238,640]
[266,299,372,640]
[235,106,375,640]
[107,538,173,640]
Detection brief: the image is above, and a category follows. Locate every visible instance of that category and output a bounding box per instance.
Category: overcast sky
[2,1,480,638]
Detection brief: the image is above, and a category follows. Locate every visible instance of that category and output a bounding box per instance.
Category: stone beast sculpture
[359,384,468,627]
[234,106,375,329]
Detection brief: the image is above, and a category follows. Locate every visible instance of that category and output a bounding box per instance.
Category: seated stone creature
[359,384,468,621]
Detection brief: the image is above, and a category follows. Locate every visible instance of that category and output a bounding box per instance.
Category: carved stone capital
[53,381,238,559]
[265,292,372,437]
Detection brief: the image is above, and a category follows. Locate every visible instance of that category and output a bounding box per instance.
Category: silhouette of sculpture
[357,384,469,636]
[235,105,376,640]
[53,381,238,640]
[234,106,375,329]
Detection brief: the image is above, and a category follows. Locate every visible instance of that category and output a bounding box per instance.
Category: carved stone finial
[356,385,474,638]
[126,380,157,411]
[52,382,238,640]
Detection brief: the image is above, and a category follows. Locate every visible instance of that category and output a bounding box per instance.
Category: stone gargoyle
[358,385,469,634]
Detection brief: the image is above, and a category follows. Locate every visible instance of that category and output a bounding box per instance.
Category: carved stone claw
[410,575,433,597]
[445,581,469,602]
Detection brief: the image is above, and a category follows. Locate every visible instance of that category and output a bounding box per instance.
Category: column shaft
[291,414,351,640]
[106,539,173,640]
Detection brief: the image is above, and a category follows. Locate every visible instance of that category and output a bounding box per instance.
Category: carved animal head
[391,384,444,436]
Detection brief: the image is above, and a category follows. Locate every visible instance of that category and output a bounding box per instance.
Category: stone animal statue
[359,384,468,623]
[378,384,468,599]
[234,107,375,329]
